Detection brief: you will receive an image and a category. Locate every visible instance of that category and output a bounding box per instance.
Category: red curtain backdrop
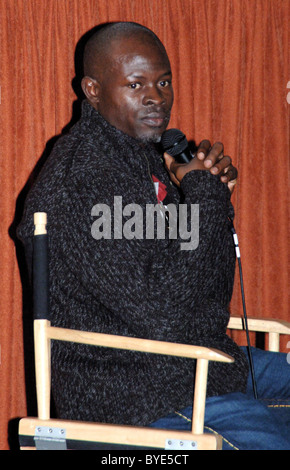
[0,0,289,449]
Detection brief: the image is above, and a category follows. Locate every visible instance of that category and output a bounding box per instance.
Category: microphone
[161,128,194,163]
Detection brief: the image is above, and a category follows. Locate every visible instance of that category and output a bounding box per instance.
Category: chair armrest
[35,320,234,431]
[47,323,234,363]
[228,315,290,335]
[228,315,290,352]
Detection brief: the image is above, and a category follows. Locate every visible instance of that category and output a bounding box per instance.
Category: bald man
[81,22,237,187]
[18,22,290,450]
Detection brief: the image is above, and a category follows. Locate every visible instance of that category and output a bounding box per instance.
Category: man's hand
[164,140,238,193]
[197,140,237,192]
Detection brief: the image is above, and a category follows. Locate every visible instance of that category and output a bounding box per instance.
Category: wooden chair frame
[18,213,290,450]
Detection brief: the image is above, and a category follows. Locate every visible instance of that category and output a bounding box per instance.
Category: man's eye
[159,80,171,87]
[128,83,141,89]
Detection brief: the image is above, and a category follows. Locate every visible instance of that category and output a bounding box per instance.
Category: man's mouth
[141,112,170,128]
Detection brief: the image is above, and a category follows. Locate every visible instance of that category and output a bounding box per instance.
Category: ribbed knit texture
[18,100,248,426]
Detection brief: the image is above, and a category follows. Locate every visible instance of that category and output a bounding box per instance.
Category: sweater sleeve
[51,161,236,343]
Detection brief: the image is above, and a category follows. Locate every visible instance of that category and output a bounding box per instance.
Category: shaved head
[83,22,168,79]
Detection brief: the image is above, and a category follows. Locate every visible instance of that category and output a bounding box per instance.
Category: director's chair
[18,213,290,450]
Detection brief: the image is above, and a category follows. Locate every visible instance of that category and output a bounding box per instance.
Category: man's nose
[142,85,165,106]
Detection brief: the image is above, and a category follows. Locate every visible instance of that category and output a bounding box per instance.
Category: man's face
[94,35,174,142]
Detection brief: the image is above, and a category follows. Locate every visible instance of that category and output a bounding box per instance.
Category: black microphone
[161,128,194,163]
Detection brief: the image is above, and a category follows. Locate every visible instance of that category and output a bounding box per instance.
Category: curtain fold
[0,0,288,450]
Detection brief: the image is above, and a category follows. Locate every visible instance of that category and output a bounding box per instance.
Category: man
[18,22,290,450]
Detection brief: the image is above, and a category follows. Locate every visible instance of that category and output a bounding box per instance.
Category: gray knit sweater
[18,100,248,426]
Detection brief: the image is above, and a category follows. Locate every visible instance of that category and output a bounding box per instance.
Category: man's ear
[81,76,100,107]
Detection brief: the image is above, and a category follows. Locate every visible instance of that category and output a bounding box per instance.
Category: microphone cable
[228,218,258,399]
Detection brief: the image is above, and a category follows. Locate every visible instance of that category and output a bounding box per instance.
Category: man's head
[81,22,174,142]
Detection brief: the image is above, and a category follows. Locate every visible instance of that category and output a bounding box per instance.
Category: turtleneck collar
[80,99,163,158]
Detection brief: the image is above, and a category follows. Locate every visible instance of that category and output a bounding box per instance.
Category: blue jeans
[149,347,290,450]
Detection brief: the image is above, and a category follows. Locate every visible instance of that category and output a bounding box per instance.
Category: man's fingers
[227,178,238,194]
[163,152,182,186]
[219,163,238,182]
[163,152,179,173]
[210,155,232,175]
[197,141,224,170]
[164,150,238,193]
[197,140,211,160]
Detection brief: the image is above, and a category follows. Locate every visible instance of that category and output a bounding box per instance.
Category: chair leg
[34,319,51,420]
[192,358,208,434]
